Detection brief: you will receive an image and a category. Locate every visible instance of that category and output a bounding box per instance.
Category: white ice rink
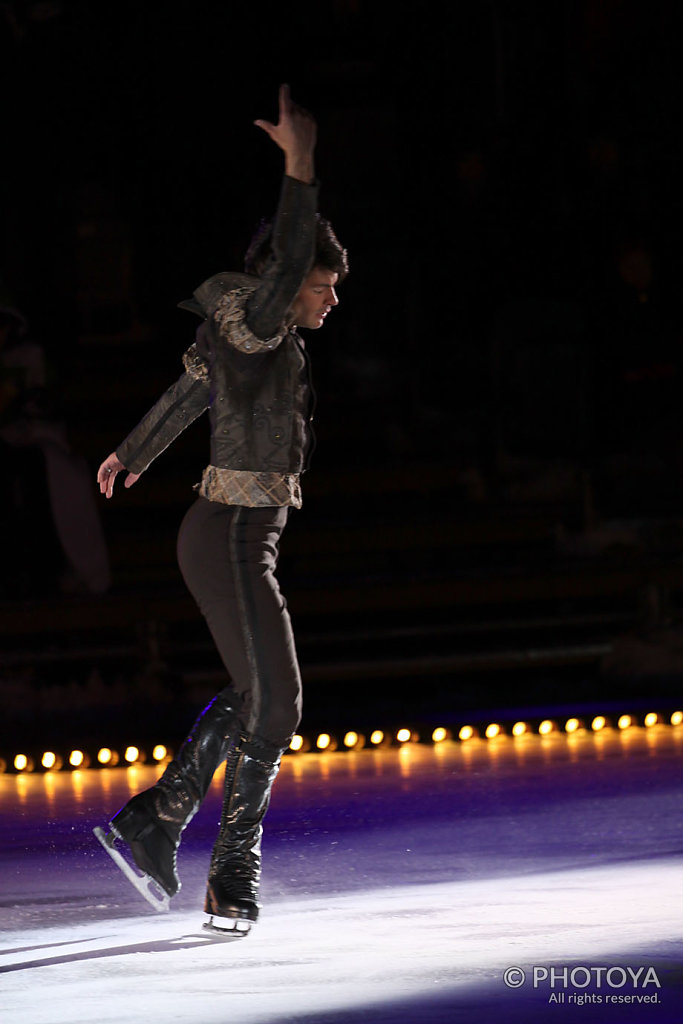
[2,730,683,1023]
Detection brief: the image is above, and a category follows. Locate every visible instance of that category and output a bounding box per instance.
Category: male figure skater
[94,84,348,935]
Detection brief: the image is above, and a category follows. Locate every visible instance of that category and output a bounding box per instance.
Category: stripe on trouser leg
[229,508,263,737]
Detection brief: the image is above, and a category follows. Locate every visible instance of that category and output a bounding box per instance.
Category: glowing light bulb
[671,711,683,726]
[152,745,168,762]
[431,727,449,743]
[97,747,119,766]
[539,720,556,736]
[591,716,606,731]
[564,718,581,733]
[485,723,501,739]
[396,728,412,743]
[124,746,139,764]
[41,751,62,770]
[14,754,31,772]
[458,725,474,741]
[370,730,385,746]
[69,750,87,768]
[316,733,331,750]
[289,735,304,752]
[644,712,658,728]
[343,731,362,748]
[618,715,632,730]
[512,722,527,737]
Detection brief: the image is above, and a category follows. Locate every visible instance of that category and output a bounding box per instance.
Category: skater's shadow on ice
[0,931,241,973]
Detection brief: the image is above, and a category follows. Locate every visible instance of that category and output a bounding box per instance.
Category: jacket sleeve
[115,344,210,474]
[244,175,319,341]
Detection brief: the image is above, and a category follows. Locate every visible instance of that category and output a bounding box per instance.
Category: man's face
[290,267,339,330]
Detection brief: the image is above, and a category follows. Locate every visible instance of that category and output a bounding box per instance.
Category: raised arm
[246,86,319,340]
[254,83,316,185]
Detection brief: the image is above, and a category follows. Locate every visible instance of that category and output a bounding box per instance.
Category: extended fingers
[103,469,116,498]
[97,461,116,496]
[278,83,291,118]
[256,85,293,133]
[253,118,276,137]
[256,85,313,132]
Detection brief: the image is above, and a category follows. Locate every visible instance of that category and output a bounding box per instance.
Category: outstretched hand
[254,84,316,183]
[97,452,140,499]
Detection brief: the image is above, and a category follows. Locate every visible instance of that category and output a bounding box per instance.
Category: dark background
[3,0,683,750]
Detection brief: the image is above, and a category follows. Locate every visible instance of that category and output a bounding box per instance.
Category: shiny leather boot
[204,733,285,929]
[109,687,242,898]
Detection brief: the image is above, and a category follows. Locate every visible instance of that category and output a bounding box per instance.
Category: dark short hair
[245,214,349,281]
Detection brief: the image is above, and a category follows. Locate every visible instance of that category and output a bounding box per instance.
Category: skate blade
[93,826,170,913]
[203,914,252,939]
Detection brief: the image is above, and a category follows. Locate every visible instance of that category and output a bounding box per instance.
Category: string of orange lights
[3,708,682,773]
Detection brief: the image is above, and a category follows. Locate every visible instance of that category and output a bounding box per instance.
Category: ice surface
[2,730,682,1023]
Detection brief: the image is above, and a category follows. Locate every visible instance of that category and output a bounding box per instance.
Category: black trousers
[176,498,302,748]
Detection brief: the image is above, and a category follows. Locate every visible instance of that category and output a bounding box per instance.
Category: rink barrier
[3,711,682,773]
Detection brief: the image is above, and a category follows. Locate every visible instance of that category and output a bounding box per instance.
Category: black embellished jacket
[116,176,318,508]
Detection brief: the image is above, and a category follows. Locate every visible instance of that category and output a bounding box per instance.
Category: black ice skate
[203,733,284,938]
[203,886,257,938]
[93,823,171,912]
[94,688,241,912]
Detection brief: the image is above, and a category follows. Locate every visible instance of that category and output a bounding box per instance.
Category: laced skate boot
[95,687,242,907]
[203,733,285,936]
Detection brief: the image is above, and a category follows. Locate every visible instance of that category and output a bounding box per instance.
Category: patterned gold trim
[214,288,287,354]
[198,465,302,508]
[182,343,209,382]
